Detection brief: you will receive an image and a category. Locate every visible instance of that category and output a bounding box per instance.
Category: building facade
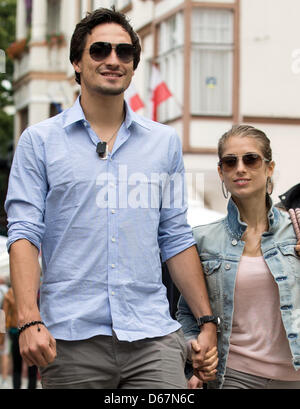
[10,0,300,214]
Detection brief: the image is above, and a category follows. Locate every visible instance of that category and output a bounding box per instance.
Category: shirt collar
[62,96,151,131]
[62,96,86,128]
[124,100,151,130]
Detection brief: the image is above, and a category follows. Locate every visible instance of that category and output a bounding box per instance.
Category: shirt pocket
[47,151,76,188]
[45,146,79,221]
[278,244,300,279]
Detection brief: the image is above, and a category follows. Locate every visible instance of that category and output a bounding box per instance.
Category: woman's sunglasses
[218,153,270,172]
[88,42,135,63]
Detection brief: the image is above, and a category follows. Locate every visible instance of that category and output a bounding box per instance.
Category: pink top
[227,255,300,381]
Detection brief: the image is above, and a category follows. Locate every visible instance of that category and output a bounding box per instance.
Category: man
[5,8,217,389]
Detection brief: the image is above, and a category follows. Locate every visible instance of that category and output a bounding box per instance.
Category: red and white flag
[125,82,144,112]
[150,64,172,121]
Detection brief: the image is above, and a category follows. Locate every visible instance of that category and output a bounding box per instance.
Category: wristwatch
[197,315,221,332]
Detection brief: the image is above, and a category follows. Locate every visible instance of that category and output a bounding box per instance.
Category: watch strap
[197,315,220,329]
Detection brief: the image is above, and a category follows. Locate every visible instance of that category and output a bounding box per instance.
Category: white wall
[240,0,300,118]
[127,0,154,31]
[184,153,228,214]
[190,119,233,149]
[245,123,300,202]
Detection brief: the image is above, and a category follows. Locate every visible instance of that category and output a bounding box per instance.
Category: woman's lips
[234,178,250,186]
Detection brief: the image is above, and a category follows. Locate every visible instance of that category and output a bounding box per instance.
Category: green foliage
[0,0,16,81]
[0,109,13,157]
[0,0,16,156]
[0,0,16,234]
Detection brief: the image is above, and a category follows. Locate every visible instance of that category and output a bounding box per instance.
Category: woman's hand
[295,239,300,256]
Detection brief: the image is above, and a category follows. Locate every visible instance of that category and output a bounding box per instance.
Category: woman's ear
[217,165,224,182]
[267,160,275,178]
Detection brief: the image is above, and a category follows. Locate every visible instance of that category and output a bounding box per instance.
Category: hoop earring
[222,181,229,199]
[266,176,273,195]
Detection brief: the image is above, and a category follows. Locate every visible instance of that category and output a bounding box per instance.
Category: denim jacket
[176,198,300,389]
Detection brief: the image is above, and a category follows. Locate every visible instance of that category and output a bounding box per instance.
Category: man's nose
[105,48,119,65]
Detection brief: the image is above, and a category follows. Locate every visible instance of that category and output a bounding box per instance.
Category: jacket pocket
[278,244,300,278]
[201,258,222,316]
[202,259,222,275]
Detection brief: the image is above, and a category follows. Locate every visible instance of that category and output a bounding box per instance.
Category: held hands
[190,324,218,383]
[191,344,218,382]
[19,324,57,367]
[188,375,203,389]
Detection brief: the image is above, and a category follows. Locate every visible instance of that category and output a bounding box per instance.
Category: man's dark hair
[70,7,141,85]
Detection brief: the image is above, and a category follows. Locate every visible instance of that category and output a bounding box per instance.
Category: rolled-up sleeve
[5,129,47,252]
[158,131,196,262]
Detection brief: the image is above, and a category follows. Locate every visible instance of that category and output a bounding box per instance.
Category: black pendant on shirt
[95,110,125,160]
[96,141,108,160]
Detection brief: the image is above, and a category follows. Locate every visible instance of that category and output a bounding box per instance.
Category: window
[25,0,32,27]
[50,103,62,118]
[0,49,5,74]
[79,0,88,19]
[47,0,61,35]
[191,9,233,116]
[156,12,184,122]
[19,107,29,135]
[110,0,131,11]
[91,0,101,11]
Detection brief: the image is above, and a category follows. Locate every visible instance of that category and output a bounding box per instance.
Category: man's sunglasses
[88,42,135,63]
[218,153,270,172]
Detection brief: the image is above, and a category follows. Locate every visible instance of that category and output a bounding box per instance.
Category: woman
[177,125,300,389]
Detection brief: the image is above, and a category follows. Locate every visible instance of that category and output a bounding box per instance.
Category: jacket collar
[225,196,280,239]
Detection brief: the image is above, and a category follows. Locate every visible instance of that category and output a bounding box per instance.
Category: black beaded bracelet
[18,321,45,334]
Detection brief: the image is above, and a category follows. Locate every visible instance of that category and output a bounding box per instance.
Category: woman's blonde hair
[218,125,272,162]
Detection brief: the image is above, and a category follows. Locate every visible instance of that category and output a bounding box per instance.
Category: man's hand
[19,324,57,367]
[191,323,217,367]
[192,345,218,382]
[190,324,218,382]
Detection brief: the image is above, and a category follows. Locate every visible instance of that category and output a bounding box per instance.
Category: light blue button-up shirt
[5,97,196,341]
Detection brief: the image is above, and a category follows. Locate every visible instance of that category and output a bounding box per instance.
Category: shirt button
[111,237,116,243]
[109,182,115,188]
[225,264,231,270]
[111,291,115,296]
[231,239,238,246]
[111,264,116,268]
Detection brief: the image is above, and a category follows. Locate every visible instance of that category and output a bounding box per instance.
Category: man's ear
[72,60,81,74]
